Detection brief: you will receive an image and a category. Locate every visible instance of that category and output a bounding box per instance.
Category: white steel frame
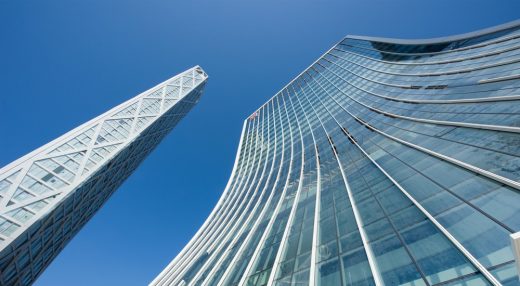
[0,66,208,252]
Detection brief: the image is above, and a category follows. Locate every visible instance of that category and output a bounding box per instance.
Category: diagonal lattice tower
[0,66,208,286]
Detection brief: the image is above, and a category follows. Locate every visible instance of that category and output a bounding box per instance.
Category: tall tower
[152,21,520,286]
[0,66,208,286]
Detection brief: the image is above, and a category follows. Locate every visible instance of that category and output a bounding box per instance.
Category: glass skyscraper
[0,66,208,286]
[152,21,520,286]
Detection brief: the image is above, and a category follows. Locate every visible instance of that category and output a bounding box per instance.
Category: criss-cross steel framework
[0,66,208,286]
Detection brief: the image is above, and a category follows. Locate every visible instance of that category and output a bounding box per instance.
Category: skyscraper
[152,21,520,286]
[0,66,208,286]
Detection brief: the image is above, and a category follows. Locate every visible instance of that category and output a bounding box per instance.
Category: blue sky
[0,1,519,285]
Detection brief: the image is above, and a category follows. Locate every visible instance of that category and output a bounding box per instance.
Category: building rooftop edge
[246,19,520,119]
[344,19,520,45]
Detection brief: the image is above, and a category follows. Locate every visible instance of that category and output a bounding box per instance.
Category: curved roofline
[345,19,520,45]
[248,19,520,118]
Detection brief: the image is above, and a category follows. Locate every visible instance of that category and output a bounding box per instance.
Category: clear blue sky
[0,1,518,285]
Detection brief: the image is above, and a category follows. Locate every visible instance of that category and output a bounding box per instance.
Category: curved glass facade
[152,21,520,286]
[0,66,208,286]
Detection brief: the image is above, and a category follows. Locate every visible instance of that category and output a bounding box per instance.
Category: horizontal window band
[479,73,520,84]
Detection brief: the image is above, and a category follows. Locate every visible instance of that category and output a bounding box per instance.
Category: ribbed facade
[152,21,520,286]
[0,66,208,286]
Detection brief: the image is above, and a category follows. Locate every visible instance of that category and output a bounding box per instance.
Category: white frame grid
[0,66,208,286]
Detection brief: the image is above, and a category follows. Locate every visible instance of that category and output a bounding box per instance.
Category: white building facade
[0,66,208,286]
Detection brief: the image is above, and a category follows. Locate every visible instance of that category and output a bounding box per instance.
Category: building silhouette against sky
[152,21,520,286]
[0,66,208,286]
